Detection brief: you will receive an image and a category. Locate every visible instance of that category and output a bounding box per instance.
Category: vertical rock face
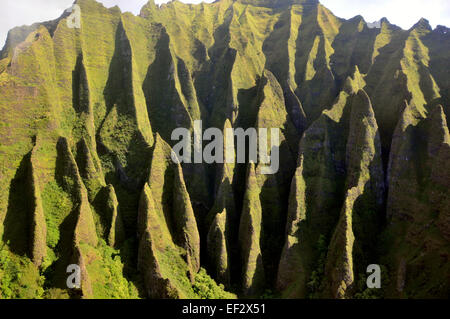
[435,144,450,241]
[386,101,422,222]
[277,153,309,296]
[325,90,385,298]
[277,72,366,297]
[28,138,47,267]
[172,164,201,274]
[239,163,265,297]
[278,87,385,298]
[0,0,449,299]
[325,187,357,299]
[206,120,236,287]
[76,138,105,202]
[207,208,230,285]
[138,184,181,299]
[137,135,201,298]
[57,137,99,298]
[105,185,125,248]
[56,138,98,248]
[70,245,94,299]
[432,121,450,241]
[383,104,450,298]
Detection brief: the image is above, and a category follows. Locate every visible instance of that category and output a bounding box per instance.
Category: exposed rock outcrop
[383,104,450,297]
[239,163,265,297]
[105,185,125,248]
[137,135,201,298]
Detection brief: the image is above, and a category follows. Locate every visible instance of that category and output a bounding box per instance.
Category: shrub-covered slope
[0,0,448,299]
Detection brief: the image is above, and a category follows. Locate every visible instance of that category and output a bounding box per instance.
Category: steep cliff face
[382,104,450,298]
[136,134,201,298]
[323,90,385,298]
[0,0,448,299]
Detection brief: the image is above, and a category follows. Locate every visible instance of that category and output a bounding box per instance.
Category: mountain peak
[435,25,449,35]
[235,0,319,7]
[411,18,432,31]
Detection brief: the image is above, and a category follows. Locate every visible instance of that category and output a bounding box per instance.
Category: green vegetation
[0,245,44,299]
[307,235,327,298]
[81,240,140,299]
[193,268,236,299]
[41,181,73,249]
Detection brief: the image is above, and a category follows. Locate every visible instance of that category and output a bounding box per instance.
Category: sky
[1,0,449,49]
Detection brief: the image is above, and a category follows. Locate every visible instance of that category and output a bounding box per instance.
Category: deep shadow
[72,54,90,114]
[2,152,32,257]
[329,16,380,86]
[142,26,191,143]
